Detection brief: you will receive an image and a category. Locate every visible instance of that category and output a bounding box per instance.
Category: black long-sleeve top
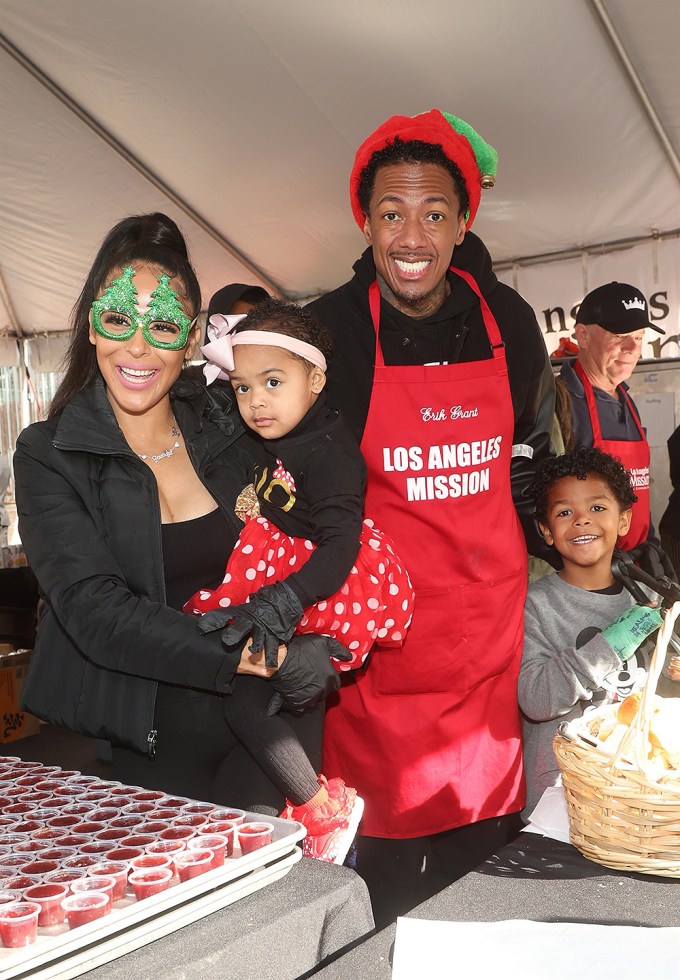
[255,393,367,607]
[308,232,556,562]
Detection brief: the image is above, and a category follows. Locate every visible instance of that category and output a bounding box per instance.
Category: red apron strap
[573,360,604,442]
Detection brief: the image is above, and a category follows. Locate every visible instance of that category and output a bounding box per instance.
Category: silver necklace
[137,420,180,463]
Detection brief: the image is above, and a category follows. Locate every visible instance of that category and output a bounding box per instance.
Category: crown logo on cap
[622,297,645,311]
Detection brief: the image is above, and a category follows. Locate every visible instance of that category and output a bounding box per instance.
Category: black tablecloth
[80,858,373,980]
[313,833,680,979]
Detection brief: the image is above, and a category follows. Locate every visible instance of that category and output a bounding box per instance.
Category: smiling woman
[12,212,344,814]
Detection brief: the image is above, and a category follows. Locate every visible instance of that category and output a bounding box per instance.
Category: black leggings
[111,678,323,814]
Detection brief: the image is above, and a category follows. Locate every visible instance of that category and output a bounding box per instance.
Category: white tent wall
[1,0,680,336]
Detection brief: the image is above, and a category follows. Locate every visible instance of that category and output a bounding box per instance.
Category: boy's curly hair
[529,446,637,523]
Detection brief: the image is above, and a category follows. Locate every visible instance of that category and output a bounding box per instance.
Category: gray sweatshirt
[518,573,642,818]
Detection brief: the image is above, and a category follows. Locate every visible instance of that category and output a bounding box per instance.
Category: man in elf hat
[560,282,673,578]
[309,109,555,926]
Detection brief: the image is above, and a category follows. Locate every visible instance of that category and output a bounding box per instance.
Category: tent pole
[492,226,680,273]
[587,0,680,186]
[0,33,289,299]
[0,266,24,338]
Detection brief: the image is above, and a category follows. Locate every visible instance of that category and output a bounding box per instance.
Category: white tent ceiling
[1,0,680,337]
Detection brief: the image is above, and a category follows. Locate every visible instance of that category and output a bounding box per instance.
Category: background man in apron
[309,109,556,927]
[560,282,673,579]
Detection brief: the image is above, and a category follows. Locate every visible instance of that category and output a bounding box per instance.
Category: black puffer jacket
[309,232,556,561]
[14,376,253,753]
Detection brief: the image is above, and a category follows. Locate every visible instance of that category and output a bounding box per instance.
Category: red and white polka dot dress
[184,516,414,670]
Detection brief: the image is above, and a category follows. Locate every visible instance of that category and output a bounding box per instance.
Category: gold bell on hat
[480,174,496,189]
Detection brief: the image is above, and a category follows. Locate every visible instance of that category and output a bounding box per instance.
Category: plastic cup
[173,813,209,829]
[34,847,77,863]
[139,821,169,835]
[146,809,178,822]
[110,815,145,830]
[173,849,213,882]
[23,883,69,926]
[52,785,82,799]
[95,828,128,844]
[0,890,23,905]
[61,854,98,871]
[188,835,227,869]
[72,821,105,835]
[160,797,190,809]
[46,814,80,829]
[12,821,42,834]
[62,891,109,927]
[210,807,246,824]
[75,790,110,803]
[0,855,30,870]
[60,802,96,816]
[4,803,32,816]
[55,834,88,849]
[128,867,173,900]
[180,801,214,816]
[0,902,40,947]
[88,861,129,902]
[71,876,114,912]
[0,875,42,891]
[20,859,60,878]
[130,853,172,873]
[121,801,155,816]
[133,790,166,802]
[237,822,273,854]
[104,847,143,864]
[159,826,195,843]
[32,827,68,843]
[55,771,81,780]
[144,840,186,870]
[44,868,87,891]
[79,841,115,857]
[14,840,47,854]
[86,808,118,823]
[121,834,155,849]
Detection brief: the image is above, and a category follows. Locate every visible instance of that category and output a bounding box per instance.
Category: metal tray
[0,811,305,980]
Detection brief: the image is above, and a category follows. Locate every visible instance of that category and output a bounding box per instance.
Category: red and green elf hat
[349,108,498,230]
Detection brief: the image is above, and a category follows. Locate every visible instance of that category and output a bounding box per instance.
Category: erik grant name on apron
[573,360,650,551]
[323,267,527,839]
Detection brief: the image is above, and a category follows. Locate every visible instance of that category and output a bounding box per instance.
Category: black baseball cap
[575,282,665,334]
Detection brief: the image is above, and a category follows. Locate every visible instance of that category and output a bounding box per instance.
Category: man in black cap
[206,283,270,321]
[560,281,671,575]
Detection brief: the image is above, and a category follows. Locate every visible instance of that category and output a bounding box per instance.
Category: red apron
[573,361,650,550]
[323,269,527,838]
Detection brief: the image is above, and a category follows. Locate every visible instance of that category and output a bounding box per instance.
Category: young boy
[519,447,664,818]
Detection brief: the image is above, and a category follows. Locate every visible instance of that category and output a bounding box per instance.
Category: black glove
[627,542,677,583]
[197,581,304,669]
[267,635,352,717]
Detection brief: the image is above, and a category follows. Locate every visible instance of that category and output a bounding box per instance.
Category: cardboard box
[0,648,40,742]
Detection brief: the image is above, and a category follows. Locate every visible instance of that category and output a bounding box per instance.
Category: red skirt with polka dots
[184,516,414,670]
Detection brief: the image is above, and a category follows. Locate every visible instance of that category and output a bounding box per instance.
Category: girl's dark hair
[529,446,638,523]
[49,213,200,418]
[234,298,333,366]
[357,137,470,219]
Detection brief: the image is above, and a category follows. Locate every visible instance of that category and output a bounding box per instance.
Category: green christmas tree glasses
[91,267,193,350]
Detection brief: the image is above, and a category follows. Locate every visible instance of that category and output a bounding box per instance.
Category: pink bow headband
[201,313,328,384]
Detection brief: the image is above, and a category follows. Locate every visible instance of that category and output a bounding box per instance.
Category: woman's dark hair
[234,298,333,367]
[529,446,638,523]
[357,137,470,220]
[49,213,201,418]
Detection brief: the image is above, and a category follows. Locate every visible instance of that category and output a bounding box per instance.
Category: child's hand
[198,581,304,669]
[601,604,663,662]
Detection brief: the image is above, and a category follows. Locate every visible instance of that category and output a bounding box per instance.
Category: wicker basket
[553,601,680,877]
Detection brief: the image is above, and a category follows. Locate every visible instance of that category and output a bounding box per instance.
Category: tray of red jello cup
[0,756,305,980]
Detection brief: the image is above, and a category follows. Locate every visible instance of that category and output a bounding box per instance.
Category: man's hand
[197,581,304,669]
[267,635,352,716]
